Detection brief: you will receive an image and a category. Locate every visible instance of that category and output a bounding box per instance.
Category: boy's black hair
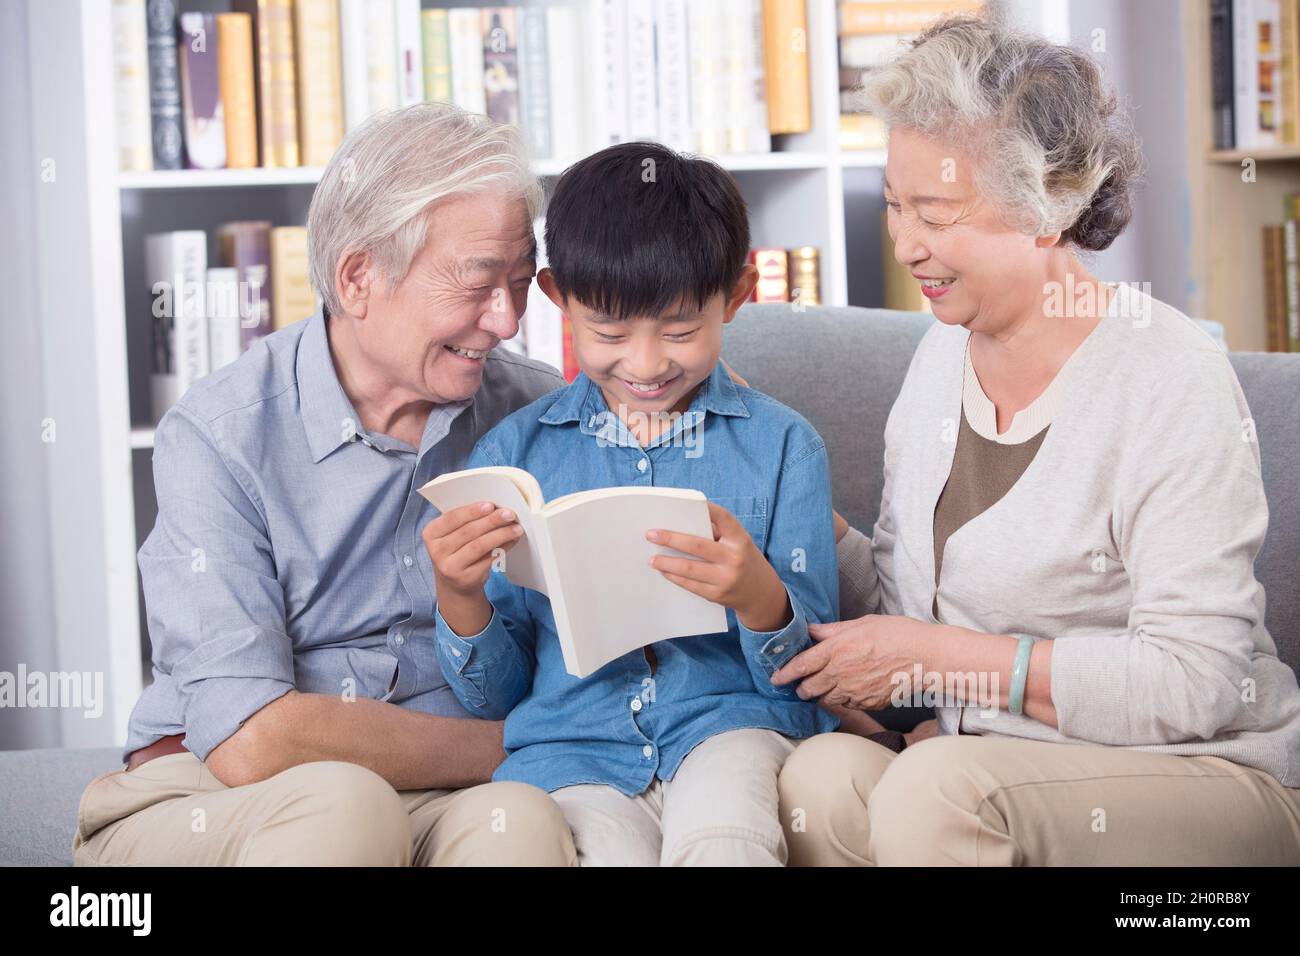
[543,142,751,320]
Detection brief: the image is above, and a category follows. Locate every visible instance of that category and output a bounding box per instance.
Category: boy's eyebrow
[583,309,703,324]
[882,178,958,205]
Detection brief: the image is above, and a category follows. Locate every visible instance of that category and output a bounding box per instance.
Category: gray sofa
[3,303,1297,866]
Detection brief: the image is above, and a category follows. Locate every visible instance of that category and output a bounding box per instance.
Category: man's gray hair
[855,13,1143,251]
[307,103,543,316]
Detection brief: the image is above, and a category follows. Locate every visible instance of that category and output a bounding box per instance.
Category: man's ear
[537,268,567,310]
[336,249,375,318]
[723,263,759,324]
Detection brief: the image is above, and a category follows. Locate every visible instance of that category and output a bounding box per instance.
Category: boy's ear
[722,263,759,324]
[537,268,566,310]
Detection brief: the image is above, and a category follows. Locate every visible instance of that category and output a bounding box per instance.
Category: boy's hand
[647,502,791,632]
[423,501,523,636]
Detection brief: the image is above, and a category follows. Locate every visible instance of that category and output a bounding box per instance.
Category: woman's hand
[647,502,790,633]
[771,614,936,709]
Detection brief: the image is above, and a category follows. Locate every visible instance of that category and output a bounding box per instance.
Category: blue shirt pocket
[711,495,770,553]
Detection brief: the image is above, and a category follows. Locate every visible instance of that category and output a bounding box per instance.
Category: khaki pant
[777,733,1300,866]
[551,728,796,866]
[73,752,576,866]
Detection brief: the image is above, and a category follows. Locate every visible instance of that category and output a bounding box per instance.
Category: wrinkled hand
[647,502,790,632]
[771,614,933,709]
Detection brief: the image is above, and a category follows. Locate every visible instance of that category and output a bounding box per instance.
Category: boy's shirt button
[630,697,642,713]
[642,745,654,758]
[636,459,647,472]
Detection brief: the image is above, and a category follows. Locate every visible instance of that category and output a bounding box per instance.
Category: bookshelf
[29,0,921,746]
[1183,0,1300,353]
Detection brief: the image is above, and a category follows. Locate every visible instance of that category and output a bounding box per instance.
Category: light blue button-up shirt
[433,361,841,795]
[123,311,566,762]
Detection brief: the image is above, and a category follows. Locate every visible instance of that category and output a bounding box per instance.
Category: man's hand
[422,501,523,636]
[646,502,791,632]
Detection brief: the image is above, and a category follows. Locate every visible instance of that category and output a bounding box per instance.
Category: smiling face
[538,268,755,423]
[884,126,1059,335]
[344,192,537,405]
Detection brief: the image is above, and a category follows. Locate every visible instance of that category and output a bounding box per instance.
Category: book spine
[177,13,227,170]
[295,0,345,166]
[741,0,772,152]
[688,1,726,154]
[147,231,209,413]
[517,7,552,160]
[1234,0,1259,150]
[217,14,258,168]
[482,8,521,128]
[788,246,821,307]
[838,0,980,35]
[722,0,755,152]
[363,0,399,113]
[237,0,300,167]
[394,0,424,108]
[113,0,153,172]
[1286,217,1299,350]
[1258,0,1283,148]
[1210,0,1236,149]
[340,0,371,131]
[146,0,183,170]
[270,226,316,330]
[599,0,629,145]
[421,9,453,103]
[206,267,243,372]
[625,2,657,141]
[1281,0,1298,144]
[218,221,275,350]
[546,6,585,157]
[654,0,693,151]
[764,0,812,135]
[448,8,486,114]
[749,249,790,302]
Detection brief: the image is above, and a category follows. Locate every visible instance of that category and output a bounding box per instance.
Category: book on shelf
[482,8,521,128]
[750,248,791,302]
[112,0,153,172]
[147,231,209,421]
[418,466,728,679]
[395,0,425,108]
[269,226,316,331]
[177,12,227,170]
[206,267,244,374]
[217,13,259,168]
[236,0,299,167]
[294,0,345,166]
[1220,0,1300,150]
[145,0,183,170]
[217,220,274,351]
[1262,224,1287,351]
[117,0,813,174]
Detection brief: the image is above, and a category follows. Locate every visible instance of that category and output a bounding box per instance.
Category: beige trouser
[73,752,576,866]
[777,732,1300,866]
[551,728,796,866]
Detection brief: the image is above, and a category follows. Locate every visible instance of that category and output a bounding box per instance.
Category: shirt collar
[298,310,364,463]
[537,359,750,435]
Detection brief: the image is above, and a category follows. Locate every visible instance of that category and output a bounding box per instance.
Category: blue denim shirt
[433,361,841,795]
[124,310,566,762]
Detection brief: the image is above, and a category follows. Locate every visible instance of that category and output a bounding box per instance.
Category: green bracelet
[1008,635,1035,716]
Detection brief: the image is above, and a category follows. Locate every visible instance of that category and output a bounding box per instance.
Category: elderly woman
[775,15,1300,865]
[73,105,576,866]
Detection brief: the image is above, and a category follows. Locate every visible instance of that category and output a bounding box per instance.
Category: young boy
[424,143,840,866]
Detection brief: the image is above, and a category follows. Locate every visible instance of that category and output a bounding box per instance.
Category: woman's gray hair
[856,13,1143,251]
[307,103,543,316]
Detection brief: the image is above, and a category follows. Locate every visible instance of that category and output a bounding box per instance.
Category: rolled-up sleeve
[139,404,295,760]
[1050,349,1261,746]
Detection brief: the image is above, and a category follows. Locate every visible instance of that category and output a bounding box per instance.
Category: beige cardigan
[839,282,1300,788]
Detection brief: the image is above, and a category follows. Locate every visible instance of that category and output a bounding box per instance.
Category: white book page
[543,489,729,677]
[418,470,549,595]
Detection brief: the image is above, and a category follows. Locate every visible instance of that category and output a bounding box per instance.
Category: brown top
[932,413,1049,615]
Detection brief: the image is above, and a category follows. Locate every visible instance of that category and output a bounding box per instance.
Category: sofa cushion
[0,747,121,866]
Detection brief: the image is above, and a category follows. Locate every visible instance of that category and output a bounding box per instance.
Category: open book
[418,467,729,678]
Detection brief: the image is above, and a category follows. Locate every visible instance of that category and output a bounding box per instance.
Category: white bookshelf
[37,0,891,747]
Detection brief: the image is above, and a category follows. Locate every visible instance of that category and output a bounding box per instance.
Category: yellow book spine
[763,0,811,134]
[270,227,315,329]
[294,0,345,166]
[256,0,299,167]
[218,13,259,168]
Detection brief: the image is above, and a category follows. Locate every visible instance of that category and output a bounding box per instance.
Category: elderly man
[72,105,576,866]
